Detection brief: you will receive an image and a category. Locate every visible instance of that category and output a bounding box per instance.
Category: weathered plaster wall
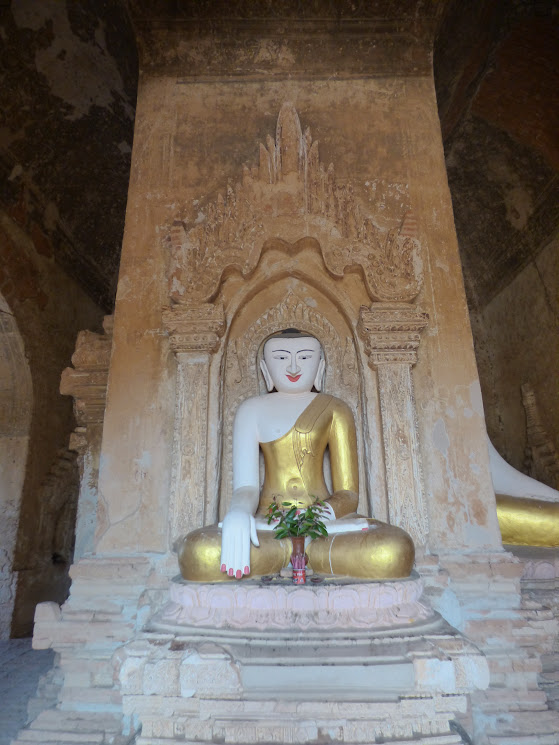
[0,209,103,636]
[95,67,500,558]
[472,236,559,473]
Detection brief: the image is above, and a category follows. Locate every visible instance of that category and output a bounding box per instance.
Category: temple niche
[13,5,559,745]
[162,103,429,549]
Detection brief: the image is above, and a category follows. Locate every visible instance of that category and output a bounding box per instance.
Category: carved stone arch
[0,292,32,638]
[218,290,370,519]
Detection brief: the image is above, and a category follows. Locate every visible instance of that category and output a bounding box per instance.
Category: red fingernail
[244,566,249,575]
[236,569,242,579]
[221,563,226,572]
[228,568,233,576]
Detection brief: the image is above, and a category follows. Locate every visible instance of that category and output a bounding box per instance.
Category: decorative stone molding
[358,304,429,545]
[167,103,422,305]
[162,304,226,545]
[358,303,429,365]
[161,303,225,354]
[60,315,113,434]
[154,576,431,632]
[60,315,113,558]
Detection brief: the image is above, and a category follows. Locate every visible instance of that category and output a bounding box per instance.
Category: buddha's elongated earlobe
[260,358,275,392]
[314,358,325,391]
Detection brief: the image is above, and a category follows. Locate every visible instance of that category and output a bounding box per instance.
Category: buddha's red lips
[286,374,302,382]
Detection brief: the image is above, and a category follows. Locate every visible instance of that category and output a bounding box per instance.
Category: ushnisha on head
[260,329,325,394]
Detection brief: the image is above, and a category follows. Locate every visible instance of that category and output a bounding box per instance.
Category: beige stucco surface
[96,75,501,555]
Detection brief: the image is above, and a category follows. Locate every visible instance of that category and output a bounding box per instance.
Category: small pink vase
[291,535,306,585]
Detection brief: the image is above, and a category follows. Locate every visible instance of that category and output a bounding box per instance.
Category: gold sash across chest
[257,393,358,514]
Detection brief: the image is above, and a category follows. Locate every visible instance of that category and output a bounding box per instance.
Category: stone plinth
[118,599,488,745]
[106,577,490,745]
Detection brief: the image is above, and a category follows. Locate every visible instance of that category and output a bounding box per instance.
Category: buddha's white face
[261,336,324,394]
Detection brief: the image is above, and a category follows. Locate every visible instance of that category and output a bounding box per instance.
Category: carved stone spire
[167,103,423,306]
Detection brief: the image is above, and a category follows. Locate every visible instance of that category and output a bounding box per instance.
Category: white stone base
[14,552,559,745]
[117,585,489,745]
[135,699,466,745]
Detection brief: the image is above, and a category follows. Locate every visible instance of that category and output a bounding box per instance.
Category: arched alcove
[218,279,379,521]
[0,292,32,639]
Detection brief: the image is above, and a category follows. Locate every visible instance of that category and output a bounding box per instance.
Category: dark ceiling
[0,0,557,313]
[0,0,138,310]
[435,0,559,310]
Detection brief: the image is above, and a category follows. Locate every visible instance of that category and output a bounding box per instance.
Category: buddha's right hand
[220,507,260,579]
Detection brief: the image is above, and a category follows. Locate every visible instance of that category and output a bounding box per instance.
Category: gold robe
[258,393,359,518]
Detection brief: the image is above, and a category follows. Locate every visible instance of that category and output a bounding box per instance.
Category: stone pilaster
[358,303,429,546]
[60,315,113,559]
[162,304,225,546]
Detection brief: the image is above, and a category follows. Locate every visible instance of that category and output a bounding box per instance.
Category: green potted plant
[266,499,329,584]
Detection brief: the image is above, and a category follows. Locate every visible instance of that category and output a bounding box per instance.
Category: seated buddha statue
[178,329,415,581]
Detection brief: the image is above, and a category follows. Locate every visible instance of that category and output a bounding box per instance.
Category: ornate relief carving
[157,575,431,632]
[358,304,428,545]
[60,315,113,439]
[357,303,429,366]
[162,303,225,353]
[60,316,114,559]
[342,337,359,389]
[167,103,422,305]
[376,365,428,545]
[162,305,225,543]
[169,352,212,543]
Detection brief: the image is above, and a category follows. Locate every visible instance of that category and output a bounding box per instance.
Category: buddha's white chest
[256,393,318,443]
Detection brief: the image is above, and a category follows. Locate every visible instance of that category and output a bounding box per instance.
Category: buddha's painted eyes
[268,348,316,362]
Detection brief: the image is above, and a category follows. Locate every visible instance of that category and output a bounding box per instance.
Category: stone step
[136,735,465,745]
[11,733,103,744]
[27,709,122,733]
[488,738,559,745]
